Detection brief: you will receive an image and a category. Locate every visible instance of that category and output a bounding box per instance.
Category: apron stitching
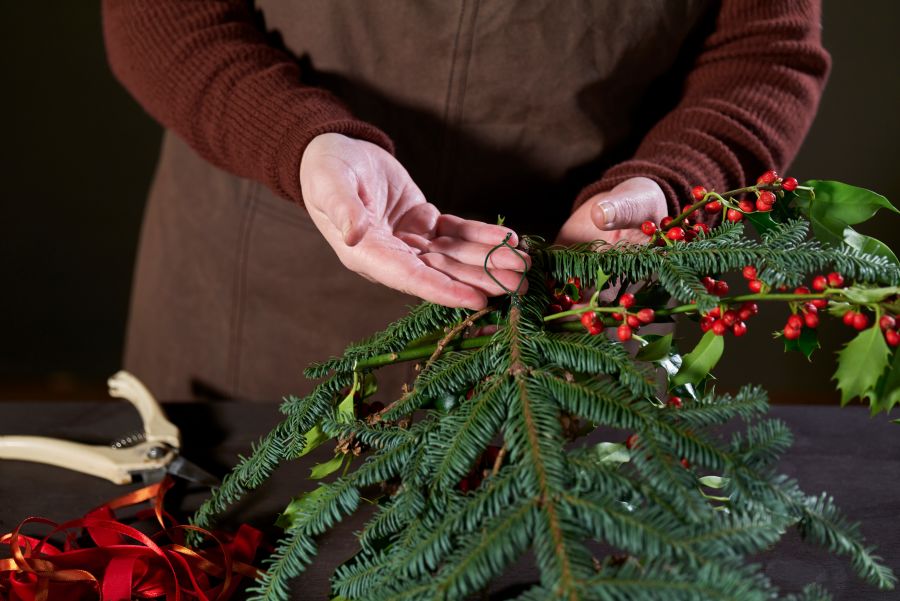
[435,0,468,200]
[444,0,480,205]
[227,181,259,396]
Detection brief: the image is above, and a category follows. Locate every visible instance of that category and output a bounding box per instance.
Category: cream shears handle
[0,436,172,485]
[108,371,179,447]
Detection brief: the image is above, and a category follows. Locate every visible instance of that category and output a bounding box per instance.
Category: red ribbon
[0,478,263,600]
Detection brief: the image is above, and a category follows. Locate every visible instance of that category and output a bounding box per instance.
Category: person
[103,0,829,401]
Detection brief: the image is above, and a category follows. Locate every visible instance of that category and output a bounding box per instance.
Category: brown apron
[125,0,713,401]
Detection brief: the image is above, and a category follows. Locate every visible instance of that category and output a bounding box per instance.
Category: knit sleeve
[102,0,394,204]
[573,0,831,216]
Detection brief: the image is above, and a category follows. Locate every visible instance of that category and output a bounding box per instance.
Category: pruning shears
[0,371,219,486]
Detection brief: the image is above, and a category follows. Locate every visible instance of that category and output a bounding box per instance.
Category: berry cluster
[547,276,582,314]
[579,291,656,342]
[643,171,801,240]
[641,215,710,243]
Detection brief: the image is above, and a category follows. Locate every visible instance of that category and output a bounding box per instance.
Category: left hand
[556,177,668,246]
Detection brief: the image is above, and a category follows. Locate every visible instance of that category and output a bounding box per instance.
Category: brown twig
[425,307,493,370]
[491,443,507,477]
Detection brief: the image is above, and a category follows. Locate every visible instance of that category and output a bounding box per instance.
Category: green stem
[355,334,495,369]
[664,183,779,230]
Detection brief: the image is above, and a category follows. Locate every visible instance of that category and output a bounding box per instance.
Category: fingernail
[597,201,615,228]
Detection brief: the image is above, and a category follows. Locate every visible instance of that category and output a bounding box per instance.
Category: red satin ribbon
[0,478,262,601]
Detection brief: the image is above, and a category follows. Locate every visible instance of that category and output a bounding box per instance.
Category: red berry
[880,315,897,331]
[612,312,624,321]
[701,276,716,292]
[811,275,827,291]
[700,315,715,332]
[741,301,760,316]
[783,326,801,340]
[827,272,845,288]
[660,216,674,228]
[713,280,730,296]
[755,198,772,212]
[617,324,633,342]
[625,434,639,449]
[691,185,708,201]
[726,208,743,222]
[694,223,710,235]
[758,170,778,185]
[627,314,641,329]
[666,227,686,241]
[620,293,636,309]
[782,177,798,192]
[704,200,723,214]
[738,199,755,213]
[708,307,721,318]
[641,221,657,236]
[548,303,563,314]
[637,308,656,324]
[712,320,727,336]
[787,314,804,329]
[680,457,691,469]
[580,311,598,331]
[802,302,819,314]
[567,276,582,290]
[794,286,810,295]
[732,321,748,337]
[810,299,827,309]
[748,279,763,293]
[803,312,819,328]
[588,325,604,336]
[842,311,857,327]
[722,309,738,326]
[668,396,683,409]
[852,312,869,331]
[757,190,776,207]
[556,295,573,310]
[742,265,758,281]
[886,330,900,347]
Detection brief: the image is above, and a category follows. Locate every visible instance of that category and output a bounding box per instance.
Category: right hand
[300,133,529,310]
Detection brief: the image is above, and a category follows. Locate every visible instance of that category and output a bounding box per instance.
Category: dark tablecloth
[1,401,898,600]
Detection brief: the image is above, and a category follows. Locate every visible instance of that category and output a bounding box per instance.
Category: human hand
[555,177,668,246]
[300,133,529,310]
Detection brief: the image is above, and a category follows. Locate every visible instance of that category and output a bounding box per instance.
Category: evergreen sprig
[196,214,896,600]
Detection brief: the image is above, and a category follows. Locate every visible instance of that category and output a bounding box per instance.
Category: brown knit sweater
[103,0,830,215]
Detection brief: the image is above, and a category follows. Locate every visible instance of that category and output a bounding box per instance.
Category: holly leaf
[297,422,329,458]
[745,211,780,236]
[833,326,891,406]
[840,286,900,305]
[843,227,900,267]
[673,331,724,387]
[783,326,820,360]
[276,485,329,529]
[800,180,899,246]
[636,333,674,362]
[299,372,359,457]
[310,454,347,480]
[590,442,631,466]
[698,475,729,489]
[869,349,900,415]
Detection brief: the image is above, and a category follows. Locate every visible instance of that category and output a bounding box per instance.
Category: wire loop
[483,233,529,303]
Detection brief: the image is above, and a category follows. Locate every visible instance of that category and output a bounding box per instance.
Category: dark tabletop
[1,401,898,600]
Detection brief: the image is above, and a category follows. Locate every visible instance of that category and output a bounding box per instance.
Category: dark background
[1,1,898,403]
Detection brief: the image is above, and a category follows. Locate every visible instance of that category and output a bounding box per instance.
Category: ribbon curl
[1,478,262,601]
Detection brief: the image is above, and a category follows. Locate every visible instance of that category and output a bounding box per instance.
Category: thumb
[589,178,667,231]
[319,193,370,246]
